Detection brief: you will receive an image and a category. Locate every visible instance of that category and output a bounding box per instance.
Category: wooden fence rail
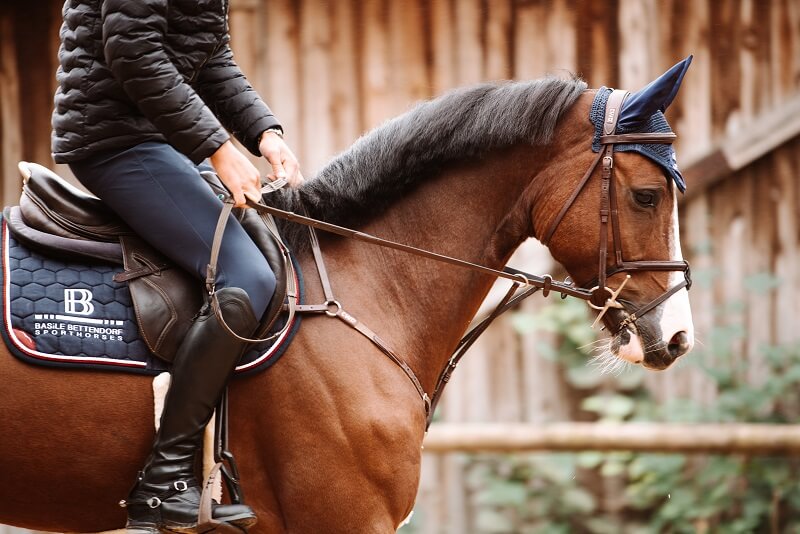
[423,423,800,454]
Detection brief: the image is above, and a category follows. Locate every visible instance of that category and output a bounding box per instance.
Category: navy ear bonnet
[590,56,692,193]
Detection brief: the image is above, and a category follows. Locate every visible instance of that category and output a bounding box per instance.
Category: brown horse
[0,70,694,532]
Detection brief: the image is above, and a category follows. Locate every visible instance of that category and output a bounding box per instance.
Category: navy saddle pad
[0,217,302,376]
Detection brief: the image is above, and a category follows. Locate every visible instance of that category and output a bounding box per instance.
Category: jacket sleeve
[194,37,282,157]
[101,0,230,163]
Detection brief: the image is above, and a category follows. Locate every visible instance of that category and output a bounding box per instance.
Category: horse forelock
[268,77,588,250]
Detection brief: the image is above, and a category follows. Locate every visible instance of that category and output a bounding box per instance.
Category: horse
[0,61,695,533]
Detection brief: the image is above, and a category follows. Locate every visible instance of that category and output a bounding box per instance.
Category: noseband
[540,89,692,332]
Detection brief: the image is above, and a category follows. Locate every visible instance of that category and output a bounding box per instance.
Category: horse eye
[633,190,657,207]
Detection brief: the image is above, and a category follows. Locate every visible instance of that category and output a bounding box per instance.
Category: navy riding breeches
[69,141,275,320]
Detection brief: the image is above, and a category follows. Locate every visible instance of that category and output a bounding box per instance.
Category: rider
[51,0,303,531]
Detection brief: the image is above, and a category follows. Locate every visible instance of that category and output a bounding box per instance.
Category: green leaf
[582,394,635,421]
[577,451,604,469]
[561,487,596,514]
[475,508,515,533]
[566,365,603,389]
[585,517,622,534]
[532,454,575,485]
[600,460,626,477]
[477,480,529,507]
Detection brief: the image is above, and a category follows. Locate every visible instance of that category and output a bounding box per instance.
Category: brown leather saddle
[5,161,292,362]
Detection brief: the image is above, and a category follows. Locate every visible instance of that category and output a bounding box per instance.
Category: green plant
[453,275,800,533]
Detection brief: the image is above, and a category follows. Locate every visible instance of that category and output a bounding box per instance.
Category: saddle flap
[18,161,132,241]
[119,235,204,362]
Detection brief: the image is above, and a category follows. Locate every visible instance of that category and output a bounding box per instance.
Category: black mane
[268,77,587,249]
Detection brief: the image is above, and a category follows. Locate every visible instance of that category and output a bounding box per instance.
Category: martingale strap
[239,199,564,425]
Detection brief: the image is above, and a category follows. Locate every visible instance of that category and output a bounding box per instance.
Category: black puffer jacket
[52,0,280,164]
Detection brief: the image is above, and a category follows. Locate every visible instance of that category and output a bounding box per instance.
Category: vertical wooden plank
[787,0,800,97]
[487,316,523,422]
[683,196,718,406]
[13,3,57,169]
[773,140,800,345]
[329,0,361,151]
[576,0,618,86]
[545,0,577,73]
[262,0,302,170]
[299,0,334,174]
[361,0,392,130]
[429,0,456,94]
[618,0,659,89]
[229,0,260,85]
[389,0,429,112]
[484,0,512,80]
[514,0,548,79]
[454,0,483,85]
[50,0,76,182]
[669,0,712,160]
[710,0,742,138]
[514,0,577,79]
[229,0,267,172]
[0,11,23,206]
[742,163,771,385]
[416,452,444,534]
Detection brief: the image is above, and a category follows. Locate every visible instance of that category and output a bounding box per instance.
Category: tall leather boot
[122,288,259,533]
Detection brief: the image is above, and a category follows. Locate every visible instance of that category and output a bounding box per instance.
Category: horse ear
[618,55,693,130]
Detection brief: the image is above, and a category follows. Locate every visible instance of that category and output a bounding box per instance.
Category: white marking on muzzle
[617,331,644,363]
[659,189,694,352]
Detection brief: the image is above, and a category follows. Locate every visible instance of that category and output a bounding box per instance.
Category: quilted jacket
[52,0,280,164]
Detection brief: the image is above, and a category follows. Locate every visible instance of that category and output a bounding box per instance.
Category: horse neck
[331,144,556,393]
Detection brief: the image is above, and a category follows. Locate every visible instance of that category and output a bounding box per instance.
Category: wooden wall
[1,0,799,532]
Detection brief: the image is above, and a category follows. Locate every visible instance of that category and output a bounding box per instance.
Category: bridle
[539,89,691,331]
[210,88,691,429]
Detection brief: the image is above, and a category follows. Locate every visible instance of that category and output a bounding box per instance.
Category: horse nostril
[667,331,690,358]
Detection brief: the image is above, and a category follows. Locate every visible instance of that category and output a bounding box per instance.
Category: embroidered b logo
[64,289,94,316]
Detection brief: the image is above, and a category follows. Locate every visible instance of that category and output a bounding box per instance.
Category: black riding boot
[123,288,259,533]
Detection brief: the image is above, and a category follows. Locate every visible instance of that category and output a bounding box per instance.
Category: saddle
[6,161,293,362]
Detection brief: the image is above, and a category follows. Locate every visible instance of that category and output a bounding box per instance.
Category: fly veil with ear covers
[541,56,694,332]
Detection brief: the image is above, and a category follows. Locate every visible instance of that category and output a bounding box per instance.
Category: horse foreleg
[228,336,426,534]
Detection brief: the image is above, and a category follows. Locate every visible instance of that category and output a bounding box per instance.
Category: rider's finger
[266,151,287,179]
[232,189,246,208]
[290,170,305,188]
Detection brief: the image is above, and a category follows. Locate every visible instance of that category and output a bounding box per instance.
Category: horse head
[536,57,694,370]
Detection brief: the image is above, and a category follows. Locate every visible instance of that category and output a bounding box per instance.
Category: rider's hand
[259,130,304,188]
[209,140,262,208]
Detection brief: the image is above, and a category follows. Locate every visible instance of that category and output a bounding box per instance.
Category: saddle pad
[0,217,302,376]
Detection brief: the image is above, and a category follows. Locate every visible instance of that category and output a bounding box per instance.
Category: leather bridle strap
[538,88,688,330]
[540,150,604,246]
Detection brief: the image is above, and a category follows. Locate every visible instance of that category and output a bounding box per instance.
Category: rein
[206,88,691,429]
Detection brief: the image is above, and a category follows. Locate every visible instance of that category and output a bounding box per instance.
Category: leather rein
[207,89,691,430]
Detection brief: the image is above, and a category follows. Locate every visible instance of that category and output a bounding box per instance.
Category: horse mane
[268,77,588,249]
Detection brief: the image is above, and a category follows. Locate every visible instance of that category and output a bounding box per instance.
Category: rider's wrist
[259,127,284,143]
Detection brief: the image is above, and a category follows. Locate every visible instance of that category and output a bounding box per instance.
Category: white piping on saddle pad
[152,372,222,503]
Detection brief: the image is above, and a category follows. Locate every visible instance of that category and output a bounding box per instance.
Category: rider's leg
[70,141,274,532]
